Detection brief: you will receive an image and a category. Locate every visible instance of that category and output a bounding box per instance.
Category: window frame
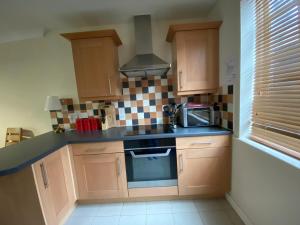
[239,0,300,168]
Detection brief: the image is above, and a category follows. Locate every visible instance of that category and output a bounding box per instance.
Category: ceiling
[0,0,216,42]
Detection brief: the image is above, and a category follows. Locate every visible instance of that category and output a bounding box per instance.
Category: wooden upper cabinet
[166,21,222,95]
[61,30,122,102]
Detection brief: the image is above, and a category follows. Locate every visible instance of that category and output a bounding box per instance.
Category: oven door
[125,147,177,188]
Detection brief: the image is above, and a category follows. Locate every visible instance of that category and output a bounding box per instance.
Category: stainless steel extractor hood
[119,15,171,77]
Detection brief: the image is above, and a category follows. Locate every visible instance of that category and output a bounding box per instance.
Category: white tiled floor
[65,198,245,225]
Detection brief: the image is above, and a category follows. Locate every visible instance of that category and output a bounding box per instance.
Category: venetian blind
[250,0,300,159]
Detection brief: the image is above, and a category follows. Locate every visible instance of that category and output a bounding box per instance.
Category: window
[241,0,300,159]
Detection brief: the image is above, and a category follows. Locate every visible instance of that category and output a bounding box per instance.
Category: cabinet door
[177,147,230,196]
[33,147,75,225]
[176,29,219,93]
[71,38,113,100]
[44,147,76,224]
[73,153,128,200]
[33,159,56,225]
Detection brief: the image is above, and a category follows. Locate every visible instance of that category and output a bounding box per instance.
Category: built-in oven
[124,138,177,189]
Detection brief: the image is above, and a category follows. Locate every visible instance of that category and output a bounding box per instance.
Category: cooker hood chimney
[119,15,171,77]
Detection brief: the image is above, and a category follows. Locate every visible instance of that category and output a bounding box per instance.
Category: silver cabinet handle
[108,77,112,95]
[40,163,48,189]
[130,149,172,158]
[179,154,183,173]
[85,148,106,153]
[179,70,183,89]
[117,157,121,176]
[191,142,212,145]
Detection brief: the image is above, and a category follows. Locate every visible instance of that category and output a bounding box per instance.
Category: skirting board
[225,193,255,225]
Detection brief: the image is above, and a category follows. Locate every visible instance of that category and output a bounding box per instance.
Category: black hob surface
[124,124,174,136]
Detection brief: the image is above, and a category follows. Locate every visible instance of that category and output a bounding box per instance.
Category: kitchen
[0,1,300,225]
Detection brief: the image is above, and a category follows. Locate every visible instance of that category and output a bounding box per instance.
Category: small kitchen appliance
[178,103,220,127]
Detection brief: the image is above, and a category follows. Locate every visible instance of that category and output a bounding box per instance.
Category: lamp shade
[44,96,62,111]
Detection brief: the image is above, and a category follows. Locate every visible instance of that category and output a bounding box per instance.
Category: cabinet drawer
[176,135,231,149]
[71,142,123,155]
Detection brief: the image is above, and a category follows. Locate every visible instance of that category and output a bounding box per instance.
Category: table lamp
[44,96,64,133]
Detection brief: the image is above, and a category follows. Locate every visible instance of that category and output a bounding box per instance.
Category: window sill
[238,136,300,170]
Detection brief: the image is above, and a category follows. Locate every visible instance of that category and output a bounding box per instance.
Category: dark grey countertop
[0,126,231,176]
[0,132,66,176]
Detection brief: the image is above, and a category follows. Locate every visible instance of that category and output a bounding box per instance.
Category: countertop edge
[0,128,232,176]
[0,144,66,176]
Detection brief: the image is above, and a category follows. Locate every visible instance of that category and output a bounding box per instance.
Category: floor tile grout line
[117,214,121,225]
[66,199,243,225]
[223,209,239,225]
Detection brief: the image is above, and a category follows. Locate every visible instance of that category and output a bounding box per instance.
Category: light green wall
[0,18,206,147]
[0,33,77,146]
[0,22,137,146]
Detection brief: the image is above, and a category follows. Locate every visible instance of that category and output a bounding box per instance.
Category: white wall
[208,1,300,225]
[207,0,240,134]
[0,17,206,147]
[232,139,300,225]
[207,0,240,88]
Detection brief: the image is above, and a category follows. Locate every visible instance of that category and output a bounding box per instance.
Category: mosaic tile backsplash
[50,75,234,130]
[216,85,234,130]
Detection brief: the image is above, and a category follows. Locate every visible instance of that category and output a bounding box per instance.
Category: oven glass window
[125,148,177,188]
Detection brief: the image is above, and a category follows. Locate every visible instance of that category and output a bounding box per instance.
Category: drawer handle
[40,163,48,189]
[85,148,106,153]
[179,154,183,173]
[179,70,183,89]
[190,142,212,145]
[117,157,121,176]
[108,77,112,95]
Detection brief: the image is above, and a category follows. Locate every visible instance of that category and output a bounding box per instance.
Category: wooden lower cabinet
[33,146,76,225]
[177,147,231,196]
[0,167,47,225]
[73,153,128,200]
[0,137,232,225]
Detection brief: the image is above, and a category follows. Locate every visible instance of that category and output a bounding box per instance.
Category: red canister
[89,117,100,131]
[75,118,83,132]
[83,118,91,131]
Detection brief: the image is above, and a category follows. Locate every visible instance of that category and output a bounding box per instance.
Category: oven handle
[125,146,175,151]
[130,148,172,158]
